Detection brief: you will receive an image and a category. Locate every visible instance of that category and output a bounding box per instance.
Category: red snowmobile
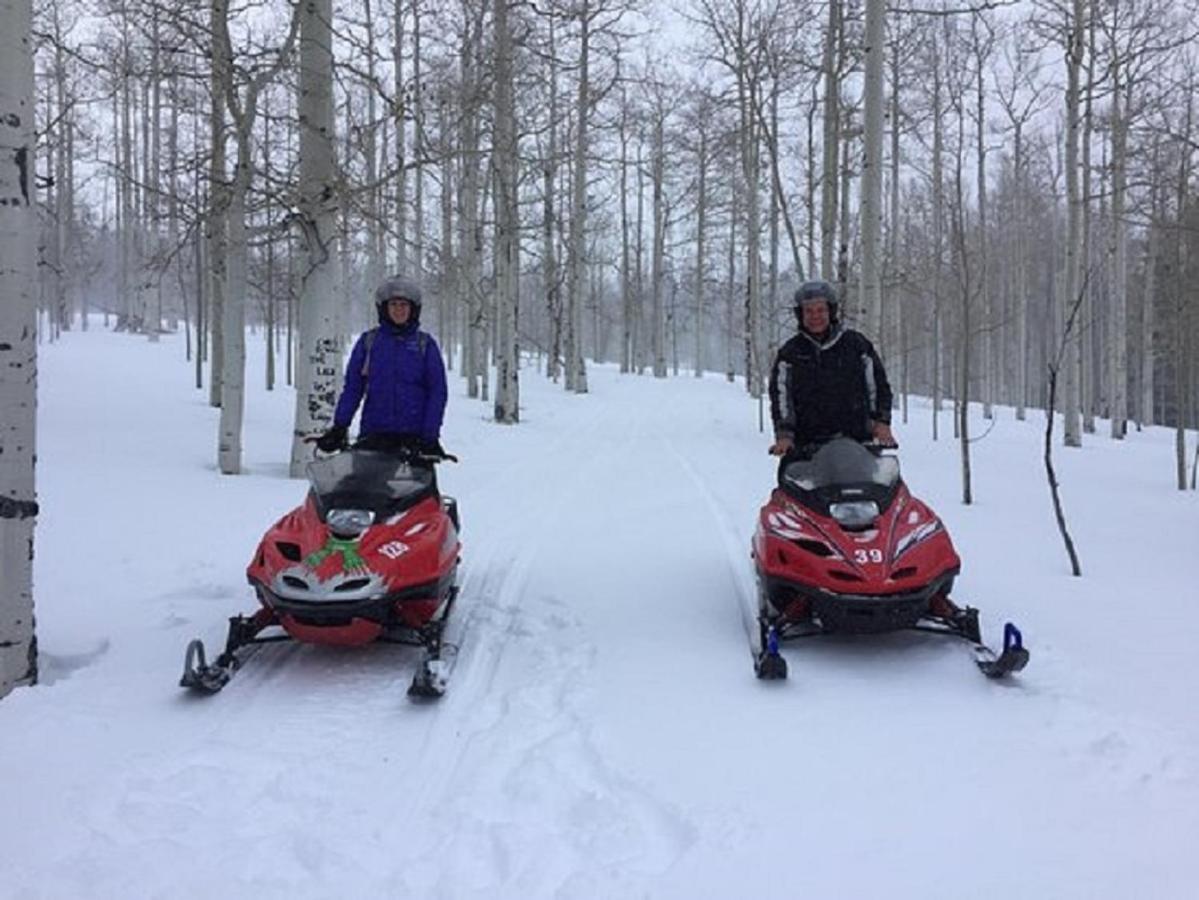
[750,437,1028,680]
[180,446,461,699]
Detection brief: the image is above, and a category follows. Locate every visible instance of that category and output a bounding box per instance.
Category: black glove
[419,438,446,458]
[316,425,348,453]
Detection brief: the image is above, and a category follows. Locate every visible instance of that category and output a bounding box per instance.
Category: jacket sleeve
[421,335,449,441]
[862,337,893,425]
[333,334,368,429]
[768,347,795,440]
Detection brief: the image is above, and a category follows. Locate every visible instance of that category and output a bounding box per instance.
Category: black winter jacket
[768,325,893,446]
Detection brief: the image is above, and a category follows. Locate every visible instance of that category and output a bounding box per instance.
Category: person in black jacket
[768,280,895,460]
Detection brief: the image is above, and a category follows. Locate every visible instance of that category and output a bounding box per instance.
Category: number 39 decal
[853,548,884,564]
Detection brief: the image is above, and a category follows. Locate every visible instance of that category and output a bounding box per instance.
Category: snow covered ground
[2,326,1197,899]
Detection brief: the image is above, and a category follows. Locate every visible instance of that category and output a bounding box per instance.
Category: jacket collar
[799,322,845,351]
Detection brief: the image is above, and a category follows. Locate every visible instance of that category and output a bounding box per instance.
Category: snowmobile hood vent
[276,541,303,562]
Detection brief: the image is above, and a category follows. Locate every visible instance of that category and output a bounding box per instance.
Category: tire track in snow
[665,439,764,663]
[391,391,700,894]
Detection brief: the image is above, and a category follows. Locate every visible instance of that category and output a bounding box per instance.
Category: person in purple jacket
[315,276,449,456]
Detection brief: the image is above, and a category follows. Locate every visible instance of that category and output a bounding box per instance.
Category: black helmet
[375,275,423,325]
[793,280,839,323]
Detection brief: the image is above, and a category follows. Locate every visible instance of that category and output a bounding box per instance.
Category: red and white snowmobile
[180,446,461,699]
[750,437,1029,681]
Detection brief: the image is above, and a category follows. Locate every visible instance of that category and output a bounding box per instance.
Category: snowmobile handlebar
[302,435,459,464]
[785,436,898,460]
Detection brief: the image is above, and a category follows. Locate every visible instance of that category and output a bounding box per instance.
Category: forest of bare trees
[2,0,1199,695]
[21,0,1199,458]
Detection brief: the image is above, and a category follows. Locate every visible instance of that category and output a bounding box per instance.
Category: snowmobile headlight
[829,500,879,529]
[326,508,375,537]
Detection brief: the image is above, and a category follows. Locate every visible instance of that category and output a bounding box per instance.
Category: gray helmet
[793,280,839,323]
[375,275,422,325]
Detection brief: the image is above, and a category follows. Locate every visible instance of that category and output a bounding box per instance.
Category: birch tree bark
[1173,84,1193,490]
[215,1,300,475]
[544,15,563,381]
[456,0,486,399]
[1080,5,1096,434]
[565,0,594,394]
[692,88,711,378]
[971,15,994,419]
[289,0,341,478]
[618,77,631,374]
[207,0,228,410]
[0,0,38,697]
[393,0,407,272]
[411,0,424,282]
[1108,27,1129,440]
[1140,142,1161,427]
[860,0,885,341]
[492,0,519,422]
[820,0,841,279]
[1061,0,1084,447]
[931,28,945,438]
[650,81,667,378]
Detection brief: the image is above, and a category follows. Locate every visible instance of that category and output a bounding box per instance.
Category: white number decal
[379,541,409,560]
[853,549,884,564]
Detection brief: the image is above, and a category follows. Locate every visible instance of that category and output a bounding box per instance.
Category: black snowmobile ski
[750,595,1030,682]
[753,622,788,680]
[405,587,462,700]
[180,588,464,699]
[179,609,283,694]
[969,622,1030,678]
[914,607,1031,679]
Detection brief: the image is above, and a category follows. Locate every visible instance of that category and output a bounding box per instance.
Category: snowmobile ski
[179,612,280,694]
[408,654,452,699]
[971,622,1030,679]
[753,624,788,680]
[180,638,237,694]
[406,586,465,700]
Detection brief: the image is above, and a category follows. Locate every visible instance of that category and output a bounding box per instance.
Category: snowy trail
[2,331,1198,898]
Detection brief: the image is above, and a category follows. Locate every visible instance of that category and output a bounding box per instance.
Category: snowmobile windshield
[782,437,900,494]
[306,450,435,519]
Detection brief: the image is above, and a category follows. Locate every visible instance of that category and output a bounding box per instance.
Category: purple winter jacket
[332,321,448,442]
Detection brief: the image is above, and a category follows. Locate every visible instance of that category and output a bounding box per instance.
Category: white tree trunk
[1080,7,1097,435]
[393,0,407,272]
[860,0,884,341]
[1108,71,1129,439]
[695,123,708,378]
[651,101,666,378]
[565,3,591,393]
[438,103,455,371]
[886,43,901,400]
[219,163,248,474]
[0,0,38,697]
[289,0,340,478]
[618,82,632,374]
[457,4,485,398]
[931,35,944,437]
[493,0,519,422]
[974,18,992,419]
[412,0,424,282]
[820,0,840,278]
[1062,0,1084,447]
[1140,212,1157,427]
[207,0,228,409]
[216,0,299,474]
[737,66,761,398]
